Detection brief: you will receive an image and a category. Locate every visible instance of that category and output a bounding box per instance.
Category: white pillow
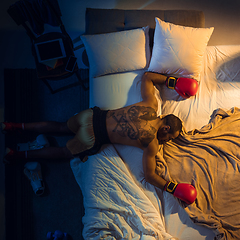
[81,27,150,78]
[148,17,214,80]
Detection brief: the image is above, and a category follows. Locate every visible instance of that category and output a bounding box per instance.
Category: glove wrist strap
[164,181,178,194]
[166,76,177,89]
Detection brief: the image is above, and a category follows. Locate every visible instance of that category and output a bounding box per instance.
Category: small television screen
[34,38,66,63]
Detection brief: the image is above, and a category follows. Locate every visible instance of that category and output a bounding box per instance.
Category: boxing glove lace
[166,76,198,99]
[164,181,197,205]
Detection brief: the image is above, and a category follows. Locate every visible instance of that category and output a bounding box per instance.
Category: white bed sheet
[71,45,240,240]
[70,145,176,240]
[160,45,240,131]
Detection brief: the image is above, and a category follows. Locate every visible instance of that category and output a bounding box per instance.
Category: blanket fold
[156,107,240,240]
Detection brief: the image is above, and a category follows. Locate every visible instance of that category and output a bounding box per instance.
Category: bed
[71,8,240,240]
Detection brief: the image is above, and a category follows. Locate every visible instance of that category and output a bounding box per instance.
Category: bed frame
[71,8,240,240]
[83,8,205,62]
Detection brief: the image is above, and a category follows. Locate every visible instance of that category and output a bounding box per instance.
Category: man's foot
[3,148,26,165]
[1,122,24,133]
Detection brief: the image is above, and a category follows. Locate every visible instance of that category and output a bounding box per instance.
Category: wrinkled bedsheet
[156,107,240,240]
[71,146,176,240]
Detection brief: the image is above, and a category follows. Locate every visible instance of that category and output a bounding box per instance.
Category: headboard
[84,8,205,49]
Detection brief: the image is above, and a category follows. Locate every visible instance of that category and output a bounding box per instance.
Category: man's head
[157,114,182,144]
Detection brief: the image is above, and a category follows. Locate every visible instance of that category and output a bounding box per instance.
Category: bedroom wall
[0,0,240,239]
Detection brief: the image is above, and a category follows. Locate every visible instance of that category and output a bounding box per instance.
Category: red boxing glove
[164,181,197,205]
[166,76,198,99]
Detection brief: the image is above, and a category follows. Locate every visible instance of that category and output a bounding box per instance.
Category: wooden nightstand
[32,32,89,93]
[8,1,89,94]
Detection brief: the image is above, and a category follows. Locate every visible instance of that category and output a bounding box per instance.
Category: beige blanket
[156,107,240,240]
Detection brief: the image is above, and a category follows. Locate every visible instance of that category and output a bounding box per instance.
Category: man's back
[106,102,161,149]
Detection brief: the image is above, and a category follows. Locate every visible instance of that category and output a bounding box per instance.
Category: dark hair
[162,114,182,134]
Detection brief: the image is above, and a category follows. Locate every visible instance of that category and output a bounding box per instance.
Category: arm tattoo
[110,106,157,147]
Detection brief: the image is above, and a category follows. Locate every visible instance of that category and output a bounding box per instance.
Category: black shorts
[67,106,111,161]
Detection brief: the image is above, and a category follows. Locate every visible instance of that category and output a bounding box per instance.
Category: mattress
[71,45,240,239]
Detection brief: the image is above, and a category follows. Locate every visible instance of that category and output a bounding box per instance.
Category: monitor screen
[35,38,66,63]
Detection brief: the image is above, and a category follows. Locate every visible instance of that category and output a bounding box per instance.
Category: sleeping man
[3,72,198,204]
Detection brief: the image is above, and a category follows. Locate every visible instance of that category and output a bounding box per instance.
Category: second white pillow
[148,17,214,81]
